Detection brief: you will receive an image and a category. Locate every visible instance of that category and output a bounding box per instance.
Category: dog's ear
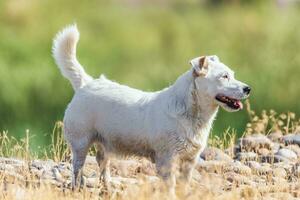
[209,55,219,62]
[190,56,209,77]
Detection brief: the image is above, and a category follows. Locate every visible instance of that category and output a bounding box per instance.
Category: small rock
[143,175,159,183]
[283,134,300,145]
[224,172,256,186]
[30,168,44,178]
[57,163,71,178]
[57,162,71,170]
[261,162,271,167]
[0,164,15,171]
[200,147,232,162]
[238,134,274,151]
[273,155,292,163]
[271,143,281,154]
[31,160,56,171]
[58,170,71,178]
[267,132,283,142]
[112,158,156,177]
[273,167,287,178]
[52,167,64,182]
[285,145,300,158]
[0,157,25,166]
[251,174,267,184]
[196,160,226,174]
[271,177,288,184]
[273,162,293,173]
[198,157,205,163]
[85,156,97,165]
[245,161,271,175]
[83,167,97,178]
[85,177,98,188]
[276,148,297,160]
[236,152,258,161]
[257,165,272,175]
[245,161,261,170]
[260,155,291,163]
[257,148,270,156]
[224,161,252,175]
[40,170,55,180]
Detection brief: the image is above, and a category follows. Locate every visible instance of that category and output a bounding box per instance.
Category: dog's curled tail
[52,24,93,90]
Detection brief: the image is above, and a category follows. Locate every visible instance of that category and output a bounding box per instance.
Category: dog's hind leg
[95,142,110,191]
[71,138,91,190]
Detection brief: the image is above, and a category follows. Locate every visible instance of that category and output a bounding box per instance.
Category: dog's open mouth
[215,94,243,110]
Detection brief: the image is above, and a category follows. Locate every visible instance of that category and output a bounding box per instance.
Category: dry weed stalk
[245,100,300,135]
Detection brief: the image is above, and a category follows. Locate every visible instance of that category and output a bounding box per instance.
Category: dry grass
[1,158,299,200]
[245,100,300,136]
[1,104,300,200]
[0,179,262,200]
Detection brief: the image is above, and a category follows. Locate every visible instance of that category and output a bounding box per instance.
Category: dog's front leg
[178,157,198,195]
[155,153,176,198]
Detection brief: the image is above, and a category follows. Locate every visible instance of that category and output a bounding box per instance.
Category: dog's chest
[176,111,217,159]
[178,128,210,159]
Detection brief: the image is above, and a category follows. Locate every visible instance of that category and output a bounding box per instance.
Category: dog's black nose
[243,86,251,94]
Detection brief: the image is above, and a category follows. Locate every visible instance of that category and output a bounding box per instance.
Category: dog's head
[190,55,250,112]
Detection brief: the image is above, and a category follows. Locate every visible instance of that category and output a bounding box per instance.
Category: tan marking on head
[199,56,208,69]
[190,56,209,77]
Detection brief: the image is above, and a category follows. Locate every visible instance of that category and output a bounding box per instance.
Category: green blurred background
[0,0,300,148]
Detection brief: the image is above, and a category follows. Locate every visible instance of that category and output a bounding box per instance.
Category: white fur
[52,24,92,90]
[52,25,250,195]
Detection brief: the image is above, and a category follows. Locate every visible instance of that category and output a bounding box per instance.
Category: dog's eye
[222,75,229,79]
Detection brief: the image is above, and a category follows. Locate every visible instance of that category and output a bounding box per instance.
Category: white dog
[52,24,250,194]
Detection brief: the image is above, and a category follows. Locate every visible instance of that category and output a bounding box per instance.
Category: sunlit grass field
[0,0,300,147]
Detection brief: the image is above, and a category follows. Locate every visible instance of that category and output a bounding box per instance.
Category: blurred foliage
[0,0,300,147]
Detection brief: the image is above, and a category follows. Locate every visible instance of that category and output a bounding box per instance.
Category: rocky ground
[1,133,300,199]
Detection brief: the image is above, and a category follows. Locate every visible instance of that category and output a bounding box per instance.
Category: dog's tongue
[234,100,243,109]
